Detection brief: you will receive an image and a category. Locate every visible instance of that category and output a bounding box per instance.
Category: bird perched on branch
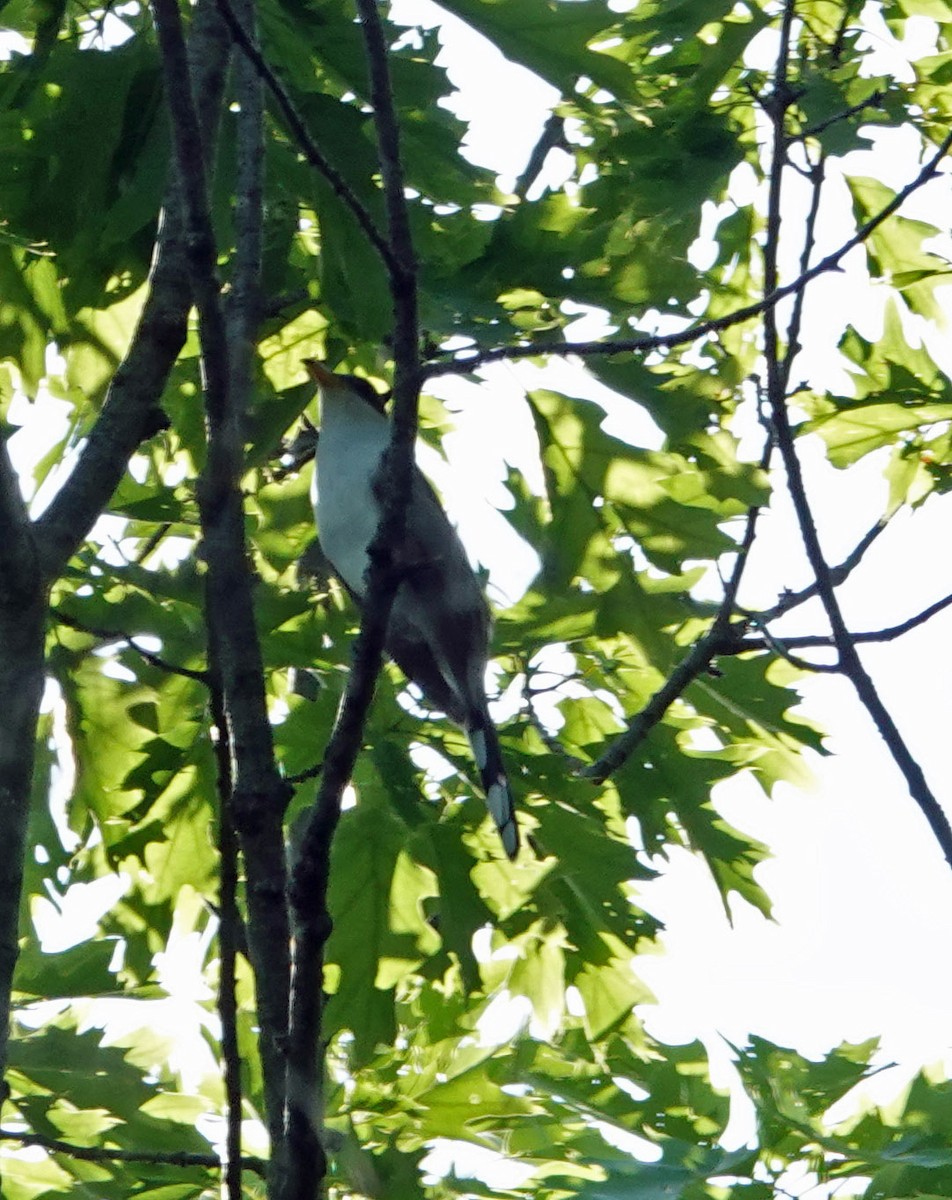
[305,360,519,859]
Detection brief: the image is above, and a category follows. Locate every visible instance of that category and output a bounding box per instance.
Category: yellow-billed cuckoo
[305,360,519,859]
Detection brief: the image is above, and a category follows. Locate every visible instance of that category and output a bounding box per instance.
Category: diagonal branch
[771,394,952,866]
[425,125,952,380]
[51,609,210,684]
[34,6,232,578]
[755,514,890,623]
[513,113,567,201]
[580,622,745,784]
[798,89,884,142]
[582,428,772,784]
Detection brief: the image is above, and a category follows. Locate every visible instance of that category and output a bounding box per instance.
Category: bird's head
[303,360,388,415]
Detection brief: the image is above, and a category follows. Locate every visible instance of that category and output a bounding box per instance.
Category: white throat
[312,389,390,597]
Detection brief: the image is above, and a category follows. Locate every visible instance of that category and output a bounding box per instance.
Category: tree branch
[749,624,842,674]
[212,0,398,276]
[0,441,45,1105]
[581,622,744,784]
[220,19,264,1198]
[513,113,567,201]
[581,416,772,786]
[424,125,952,379]
[0,437,38,605]
[33,5,232,577]
[0,0,232,1133]
[286,5,421,1194]
[51,609,210,683]
[772,384,952,868]
[755,515,890,623]
[0,1126,267,1178]
[573,480,930,778]
[222,0,295,1174]
[778,149,825,393]
[521,665,586,771]
[150,0,293,1176]
[738,591,952,655]
[758,7,952,868]
[798,90,884,142]
[210,676,243,1200]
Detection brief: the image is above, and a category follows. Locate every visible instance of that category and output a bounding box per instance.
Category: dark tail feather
[466,714,519,859]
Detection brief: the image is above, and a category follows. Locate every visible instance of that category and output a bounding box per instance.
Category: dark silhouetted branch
[284,5,421,1196]
[739,591,952,657]
[34,6,231,577]
[425,126,952,379]
[151,0,293,1175]
[514,113,567,201]
[0,1126,266,1178]
[210,675,243,1200]
[756,515,891,623]
[0,439,37,603]
[582,421,773,786]
[0,440,46,1102]
[213,0,397,276]
[799,90,884,142]
[52,610,210,683]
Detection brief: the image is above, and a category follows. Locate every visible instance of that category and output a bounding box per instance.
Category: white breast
[312,392,390,597]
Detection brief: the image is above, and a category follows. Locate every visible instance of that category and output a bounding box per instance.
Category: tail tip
[488,779,519,859]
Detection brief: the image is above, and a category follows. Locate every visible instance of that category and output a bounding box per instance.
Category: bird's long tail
[466,713,519,859]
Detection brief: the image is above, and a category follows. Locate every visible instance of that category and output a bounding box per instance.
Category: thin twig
[212,0,398,276]
[739,591,952,654]
[425,126,952,379]
[521,667,586,770]
[51,610,210,684]
[0,1126,267,1178]
[779,150,825,392]
[798,90,884,141]
[755,515,890,623]
[286,760,324,785]
[754,625,841,674]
